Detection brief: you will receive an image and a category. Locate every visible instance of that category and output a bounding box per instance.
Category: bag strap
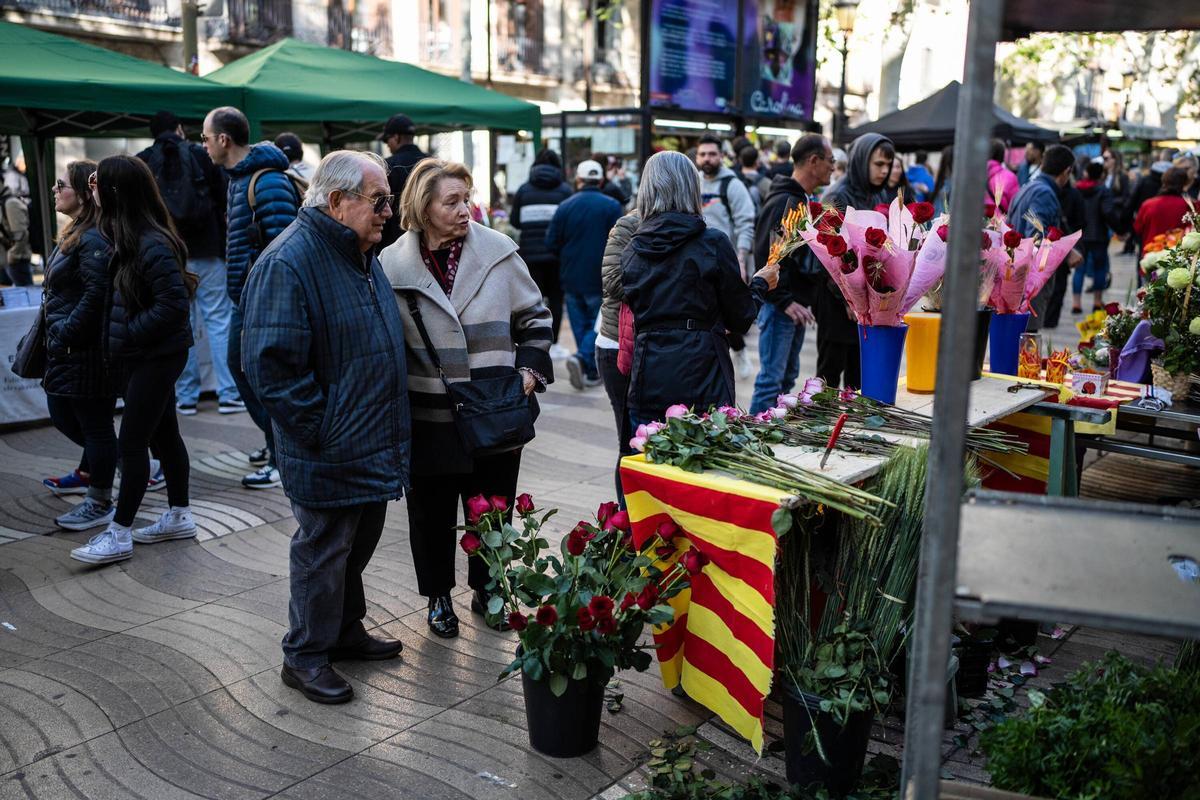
[718,174,735,226]
[405,292,452,389]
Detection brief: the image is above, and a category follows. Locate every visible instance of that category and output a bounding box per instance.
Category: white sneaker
[548,343,571,360]
[70,526,133,565]
[132,507,198,543]
[242,465,281,489]
[55,498,116,531]
[734,348,754,380]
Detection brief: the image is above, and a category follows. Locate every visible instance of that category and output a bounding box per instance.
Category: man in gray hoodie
[696,134,757,376]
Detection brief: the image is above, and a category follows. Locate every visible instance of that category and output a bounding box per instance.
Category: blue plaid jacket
[241,207,411,508]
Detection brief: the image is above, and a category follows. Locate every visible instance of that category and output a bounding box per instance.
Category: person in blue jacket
[544,159,622,389]
[202,106,300,489]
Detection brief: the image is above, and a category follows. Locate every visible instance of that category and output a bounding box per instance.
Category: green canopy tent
[0,20,241,252]
[205,38,541,146]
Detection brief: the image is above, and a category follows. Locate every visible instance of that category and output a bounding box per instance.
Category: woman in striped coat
[381,159,553,639]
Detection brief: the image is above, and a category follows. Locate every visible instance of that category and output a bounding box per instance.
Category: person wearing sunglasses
[240,150,410,705]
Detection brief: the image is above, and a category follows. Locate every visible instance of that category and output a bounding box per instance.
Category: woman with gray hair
[380,158,552,639]
[621,150,777,427]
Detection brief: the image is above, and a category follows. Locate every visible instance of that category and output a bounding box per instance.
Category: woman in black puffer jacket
[41,159,121,532]
[70,155,198,566]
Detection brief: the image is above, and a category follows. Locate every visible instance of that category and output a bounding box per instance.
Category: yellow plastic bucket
[903,312,941,393]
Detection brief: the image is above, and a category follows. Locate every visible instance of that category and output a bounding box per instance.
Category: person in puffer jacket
[598,210,638,503]
[41,159,120,533]
[202,106,300,489]
[510,149,572,347]
[70,155,197,567]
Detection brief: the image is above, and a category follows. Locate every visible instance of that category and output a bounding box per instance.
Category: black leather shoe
[280,664,353,704]
[427,594,459,638]
[470,589,512,632]
[329,634,404,662]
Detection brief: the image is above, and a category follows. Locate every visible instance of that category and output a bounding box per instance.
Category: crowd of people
[25,101,1193,703]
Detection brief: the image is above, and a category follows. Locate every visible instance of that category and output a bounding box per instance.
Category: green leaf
[482,529,503,548]
[486,594,504,615]
[770,507,793,537]
[549,673,568,697]
[1026,687,1046,708]
[823,664,847,679]
[572,662,588,680]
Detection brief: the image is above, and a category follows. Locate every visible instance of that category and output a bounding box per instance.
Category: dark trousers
[596,346,632,505]
[406,449,522,598]
[529,260,564,344]
[816,340,861,389]
[283,500,387,669]
[228,306,276,466]
[115,352,190,526]
[1043,263,1071,329]
[46,393,118,500]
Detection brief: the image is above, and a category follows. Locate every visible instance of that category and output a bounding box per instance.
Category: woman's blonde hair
[399,158,474,233]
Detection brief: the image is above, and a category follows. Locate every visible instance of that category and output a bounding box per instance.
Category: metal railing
[0,0,178,26]
[222,0,291,44]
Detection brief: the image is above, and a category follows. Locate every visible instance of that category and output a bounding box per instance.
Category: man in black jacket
[377,113,428,251]
[510,149,572,349]
[748,134,831,413]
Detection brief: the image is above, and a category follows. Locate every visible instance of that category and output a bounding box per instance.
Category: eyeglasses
[53,179,69,192]
[345,190,394,215]
[200,133,216,143]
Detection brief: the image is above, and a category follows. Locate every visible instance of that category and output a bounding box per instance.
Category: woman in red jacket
[1134,167,1193,244]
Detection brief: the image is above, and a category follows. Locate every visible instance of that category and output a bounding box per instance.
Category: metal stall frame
[901,2,1200,798]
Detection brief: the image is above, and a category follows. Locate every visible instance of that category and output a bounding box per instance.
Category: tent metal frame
[901,3,1200,797]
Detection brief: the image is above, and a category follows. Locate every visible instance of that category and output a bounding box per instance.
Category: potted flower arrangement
[1140,233,1200,395]
[459,494,688,758]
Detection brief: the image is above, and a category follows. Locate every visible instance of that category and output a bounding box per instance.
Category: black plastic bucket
[521,668,604,758]
[783,687,875,797]
[956,639,994,698]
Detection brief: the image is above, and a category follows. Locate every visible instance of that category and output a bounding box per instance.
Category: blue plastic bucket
[858,323,908,404]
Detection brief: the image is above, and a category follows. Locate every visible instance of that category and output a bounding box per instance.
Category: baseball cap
[576,159,603,181]
[380,113,416,140]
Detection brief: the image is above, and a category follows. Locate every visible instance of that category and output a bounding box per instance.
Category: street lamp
[834,0,860,145]
[1121,70,1136,125]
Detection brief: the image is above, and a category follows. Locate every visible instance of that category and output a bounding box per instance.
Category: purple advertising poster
[648,0,738,113]
[742,0,817,119]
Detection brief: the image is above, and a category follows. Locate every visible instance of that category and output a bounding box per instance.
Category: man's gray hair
[303,150,388,208]
[636,150,702,219]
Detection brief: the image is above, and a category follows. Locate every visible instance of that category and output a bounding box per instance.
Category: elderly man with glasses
[240,150,412,705]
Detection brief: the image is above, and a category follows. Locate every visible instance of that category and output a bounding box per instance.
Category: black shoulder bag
[405,293,537,457]
[12,298,47,379]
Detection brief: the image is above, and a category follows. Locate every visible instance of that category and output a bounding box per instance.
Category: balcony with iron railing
[0,0,179,27]
[212,0,291,45]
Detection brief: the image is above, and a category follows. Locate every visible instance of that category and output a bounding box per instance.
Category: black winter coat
[42,228,114,397]
[105,231,193,362]
[511,164,572,268]
[1078,182,1118,244]
[621,212,763,418]
[380,144,429,251]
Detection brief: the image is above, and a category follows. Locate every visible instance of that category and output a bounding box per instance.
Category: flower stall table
[1081,398,1200,469]
[618,377,1049,751]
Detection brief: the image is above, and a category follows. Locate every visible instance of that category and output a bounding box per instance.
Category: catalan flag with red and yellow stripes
[620,454,789,753]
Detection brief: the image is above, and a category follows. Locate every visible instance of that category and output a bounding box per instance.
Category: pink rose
[664,404,689,419]
[803,377,826,395]
[777,394,799,408]
[629,436,647,452]
[769,406,788,419]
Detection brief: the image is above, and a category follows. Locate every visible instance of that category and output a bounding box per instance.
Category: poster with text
[648,0,738,113]
[742,0,817,119]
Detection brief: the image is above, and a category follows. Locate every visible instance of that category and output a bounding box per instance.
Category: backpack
[141,140,213,231]
[247,168,307,251]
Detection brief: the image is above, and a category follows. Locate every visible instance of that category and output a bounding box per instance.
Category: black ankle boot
[427,594,459,638]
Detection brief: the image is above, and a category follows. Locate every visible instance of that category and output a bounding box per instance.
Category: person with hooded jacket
[621,151,777,427]
[202,107,300,489]
[511,149,572,347]
[819,132,896,388]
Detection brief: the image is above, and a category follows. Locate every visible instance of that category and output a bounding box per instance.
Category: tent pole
[900,1,1003,798]
[30,135,54,259]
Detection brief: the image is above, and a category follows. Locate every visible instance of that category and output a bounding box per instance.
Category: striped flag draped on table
[621,455,788,753]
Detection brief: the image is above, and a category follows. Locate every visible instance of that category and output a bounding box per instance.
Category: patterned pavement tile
[0,667,114,775]
[29,568,201,633]
[0,590,111,669]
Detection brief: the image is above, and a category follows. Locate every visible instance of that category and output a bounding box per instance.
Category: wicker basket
[1151,363,1192,397]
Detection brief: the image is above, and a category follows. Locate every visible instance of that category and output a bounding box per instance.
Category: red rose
[636,583,659,610]
[489,495,509,514]
[459,531,482,555]
[908,202,935,224]
[576,607,596,631]
[1003,230,1022,249]
[595,501,619,527]
[874,203,891,215]
[936,224,949,242]
[656,520,681,540]
[816,231,834,246]
[825,236,848,257]
[515,493,535,515]
[588,595,615,619]
[620,592,637,612]
[535,605,558,626]
[566,531,587,556]
[808,201,825,219]
[864,227,888,248]
[826,209,843,226]
[1136,288,1147,301]
[596,616,618,636]
[1079,340,1094,350]
[1104,302,1121,316]
[980,234,993,251]
[466,494,492,524]
[681,546,709,575]
[1046,226,1062,242]
[606,510,631,532]
[572,521,596,542]
[508,612,528,631]
[984,202,996,219]
[655,544,676,559]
